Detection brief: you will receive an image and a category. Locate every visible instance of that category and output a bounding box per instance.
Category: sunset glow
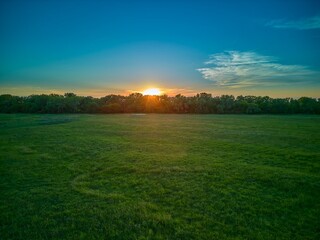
[142,88,161,96]
[0,1,319,98]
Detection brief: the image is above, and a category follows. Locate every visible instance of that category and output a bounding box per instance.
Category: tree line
[0,92,319,114]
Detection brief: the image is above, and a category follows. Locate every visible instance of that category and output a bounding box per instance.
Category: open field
[1,114,320,239]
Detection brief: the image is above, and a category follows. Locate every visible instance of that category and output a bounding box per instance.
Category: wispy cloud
[266,15,320,30]
[197,51,318,88]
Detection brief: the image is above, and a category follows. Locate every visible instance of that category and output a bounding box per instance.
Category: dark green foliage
[1,114,320,239]
[1,93,319,114]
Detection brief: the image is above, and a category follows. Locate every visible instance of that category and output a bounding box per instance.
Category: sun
[142,88,161,96]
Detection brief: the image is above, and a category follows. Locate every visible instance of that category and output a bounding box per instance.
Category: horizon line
[1,92,319,100]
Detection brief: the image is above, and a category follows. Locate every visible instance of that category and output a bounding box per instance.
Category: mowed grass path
[1,114,319,239]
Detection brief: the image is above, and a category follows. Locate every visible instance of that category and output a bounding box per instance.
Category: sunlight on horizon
[142,88,161,96]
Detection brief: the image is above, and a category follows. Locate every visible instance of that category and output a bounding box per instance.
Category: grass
[0,114,319,239]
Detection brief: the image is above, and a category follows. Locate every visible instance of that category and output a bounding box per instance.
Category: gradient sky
[1,0,320,97]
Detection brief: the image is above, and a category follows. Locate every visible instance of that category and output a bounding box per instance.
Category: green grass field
[1,114,320,239]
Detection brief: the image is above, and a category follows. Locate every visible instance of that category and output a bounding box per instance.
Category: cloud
[197,51,318,88]
[266,15,320,30]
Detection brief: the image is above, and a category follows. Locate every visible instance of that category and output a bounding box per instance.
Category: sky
[0,0,320,97]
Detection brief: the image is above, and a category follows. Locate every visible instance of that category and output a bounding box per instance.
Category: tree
[0,93,319,114]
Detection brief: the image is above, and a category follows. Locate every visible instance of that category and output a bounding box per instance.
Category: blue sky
[0,0,319,97]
